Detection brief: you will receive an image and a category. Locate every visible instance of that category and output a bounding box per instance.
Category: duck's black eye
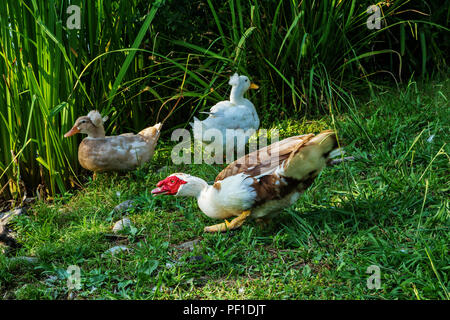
[245,79,248,82]
[170,180,175,183]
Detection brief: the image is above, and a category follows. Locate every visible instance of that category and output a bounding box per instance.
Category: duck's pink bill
[151,187,167,195]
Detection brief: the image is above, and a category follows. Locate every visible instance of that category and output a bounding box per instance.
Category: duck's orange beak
[249,83,259,90]
[64,125,80,138]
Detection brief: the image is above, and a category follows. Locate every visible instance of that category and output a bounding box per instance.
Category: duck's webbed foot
[204,210,251,233]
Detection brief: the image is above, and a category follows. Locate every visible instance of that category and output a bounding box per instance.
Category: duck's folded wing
[209,101,232,114]
[215,134,314,182]
[80,136,150,170]
[216,130,338,182]
[215,130,338,206]
[205,106,257,130]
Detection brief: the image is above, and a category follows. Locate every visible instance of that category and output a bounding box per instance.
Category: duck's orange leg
[204,210,251,233]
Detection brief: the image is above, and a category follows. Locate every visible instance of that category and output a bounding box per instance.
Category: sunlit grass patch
[1,82,448,299]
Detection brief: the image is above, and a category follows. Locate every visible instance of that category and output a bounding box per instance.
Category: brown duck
[64,110,162,173]
[152,130,340,232]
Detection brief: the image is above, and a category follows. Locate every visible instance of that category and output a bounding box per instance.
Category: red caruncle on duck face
[151,175,187,196]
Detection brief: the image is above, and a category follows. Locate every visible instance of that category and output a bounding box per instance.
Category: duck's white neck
[178,176,226,219]
[230,85,246,104]
[178,176,209,198]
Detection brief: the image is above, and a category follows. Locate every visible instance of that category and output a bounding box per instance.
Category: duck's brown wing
[215,134,315,182]
[215,130,338,207]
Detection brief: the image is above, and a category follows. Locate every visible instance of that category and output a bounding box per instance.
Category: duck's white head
[229,73,259,90]
[64,110,109,138]
[228,73,259,101]
[152,173,207,198]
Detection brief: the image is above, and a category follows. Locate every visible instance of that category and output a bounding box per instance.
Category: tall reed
[0,0,159,201]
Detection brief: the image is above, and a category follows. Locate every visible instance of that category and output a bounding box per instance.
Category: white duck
[152,130,340,232]
[191,73,260,156]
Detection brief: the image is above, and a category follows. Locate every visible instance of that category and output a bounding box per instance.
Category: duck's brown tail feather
[139,123,162,142]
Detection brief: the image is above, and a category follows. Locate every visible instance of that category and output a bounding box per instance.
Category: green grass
[0,81,449,299]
